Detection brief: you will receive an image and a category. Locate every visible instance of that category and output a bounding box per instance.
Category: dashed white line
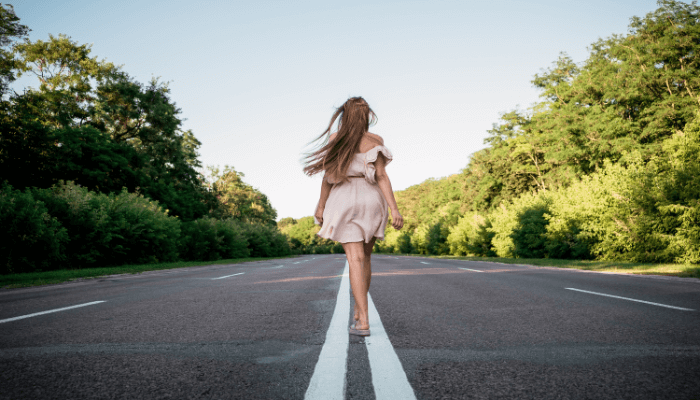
[459,267,483,273]
[366,292,417,400]
[304,262,350,400]
[211,272,245,280]
[565,288,695,311]
[420,261,430,265]
[0,301,106,324]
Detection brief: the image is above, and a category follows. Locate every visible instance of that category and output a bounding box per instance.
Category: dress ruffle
[362,145,393,185]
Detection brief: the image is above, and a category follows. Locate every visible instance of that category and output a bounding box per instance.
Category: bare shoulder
[366,132,384,145]
[329,132,337,142]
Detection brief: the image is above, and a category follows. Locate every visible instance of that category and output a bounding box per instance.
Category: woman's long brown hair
[302,97,378,184]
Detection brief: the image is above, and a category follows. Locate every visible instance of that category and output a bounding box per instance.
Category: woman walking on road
[302,96,404,337]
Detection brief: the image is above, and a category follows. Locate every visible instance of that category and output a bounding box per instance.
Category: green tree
[7,33,214,220]
[397,232,414,254]
[0,3,29,97]
[205,165,278,226]
[0,91,146,192]
[277,217,297,230]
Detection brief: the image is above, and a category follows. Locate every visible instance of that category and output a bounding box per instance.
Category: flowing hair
[302,97,378,184]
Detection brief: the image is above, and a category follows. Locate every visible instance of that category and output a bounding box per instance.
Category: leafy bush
[447,212,495,257]
[511,204,550,259]
[31,182,181,267]
[237,220,291,257]
[0,183,68,273]
[373,235,395,253]
[311,244,331,254]
[179,218,249,261]
[397,232,414,254]
[410,224,430,255]
[426,221,450,255]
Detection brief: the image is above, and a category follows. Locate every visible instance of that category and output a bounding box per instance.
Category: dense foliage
[3,1,699,268]
[0,5,295,274]
[284,1,700,264]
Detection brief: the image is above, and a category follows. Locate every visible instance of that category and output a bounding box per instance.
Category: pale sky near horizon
[9,0,661,221]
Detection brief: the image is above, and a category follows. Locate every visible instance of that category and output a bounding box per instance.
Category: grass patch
[377,253,700,279]
[0,255,301,289]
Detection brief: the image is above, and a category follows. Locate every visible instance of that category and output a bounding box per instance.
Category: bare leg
[354,237,377,321]
[342,241,369,330]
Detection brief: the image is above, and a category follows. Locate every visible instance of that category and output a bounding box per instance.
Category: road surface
[1,255,699,399]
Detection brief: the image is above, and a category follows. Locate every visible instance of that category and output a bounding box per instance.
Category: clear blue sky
[10,0,661,221]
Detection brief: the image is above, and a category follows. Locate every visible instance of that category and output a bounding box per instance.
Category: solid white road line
[565,288,695,311]
[0,301,106,324]
[305,262,350,400]
[459,267,483,273]
[211,272,245,280]
[366,292,417,400]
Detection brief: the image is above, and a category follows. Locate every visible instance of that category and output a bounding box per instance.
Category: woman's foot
[349,319,370,336]
[353,319,369,331]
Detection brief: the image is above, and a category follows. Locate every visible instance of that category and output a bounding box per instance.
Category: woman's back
[356,132,384,153]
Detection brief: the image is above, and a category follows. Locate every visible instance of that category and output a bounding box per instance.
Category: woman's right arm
[374,152,403,230]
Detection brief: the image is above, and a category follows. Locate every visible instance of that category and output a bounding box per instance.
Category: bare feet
[354,318,369,330]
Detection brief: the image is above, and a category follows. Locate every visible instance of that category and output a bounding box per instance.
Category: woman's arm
[374,152,404,229]
[315,174,333,224]
[318,174,333,207]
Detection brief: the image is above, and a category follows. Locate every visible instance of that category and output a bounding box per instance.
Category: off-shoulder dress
[313,145,393,243]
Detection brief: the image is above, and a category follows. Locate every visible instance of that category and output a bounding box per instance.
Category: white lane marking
[459,267,483,273]
[305,262,350,400]
[420,261,430,265]
[565,288,695,311]
[0,301,106,324]
[211,272,245,280]
[366,292,417,400]
[294,262,301,264]
[270,265,284,269]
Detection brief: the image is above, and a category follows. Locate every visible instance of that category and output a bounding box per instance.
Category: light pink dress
[313,145,393,243]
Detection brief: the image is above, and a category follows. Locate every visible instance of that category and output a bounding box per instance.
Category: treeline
[0,6,292,274]
[283,0,700,264]
[278,216,346,255]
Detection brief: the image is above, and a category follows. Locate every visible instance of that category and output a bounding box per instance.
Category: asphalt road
[1,255,699,400]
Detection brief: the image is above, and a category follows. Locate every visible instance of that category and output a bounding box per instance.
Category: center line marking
[459,267,483,272]
[0,301,106,324]
[305,262,349,400]
[212,272,245,280]
[420,261,430,264]
[366,292,417,399]
[565,288,695,311]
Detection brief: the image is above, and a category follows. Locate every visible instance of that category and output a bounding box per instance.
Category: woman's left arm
[315,174,333,223]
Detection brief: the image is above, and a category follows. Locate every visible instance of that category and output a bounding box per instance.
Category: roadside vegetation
[282,1,700,279]
[2,1,699,284]
[0,255,298,289]
[0,5,295,277]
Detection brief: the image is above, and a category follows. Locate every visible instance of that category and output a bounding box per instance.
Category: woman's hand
[315,206,324,226]
[391,209,403,230]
